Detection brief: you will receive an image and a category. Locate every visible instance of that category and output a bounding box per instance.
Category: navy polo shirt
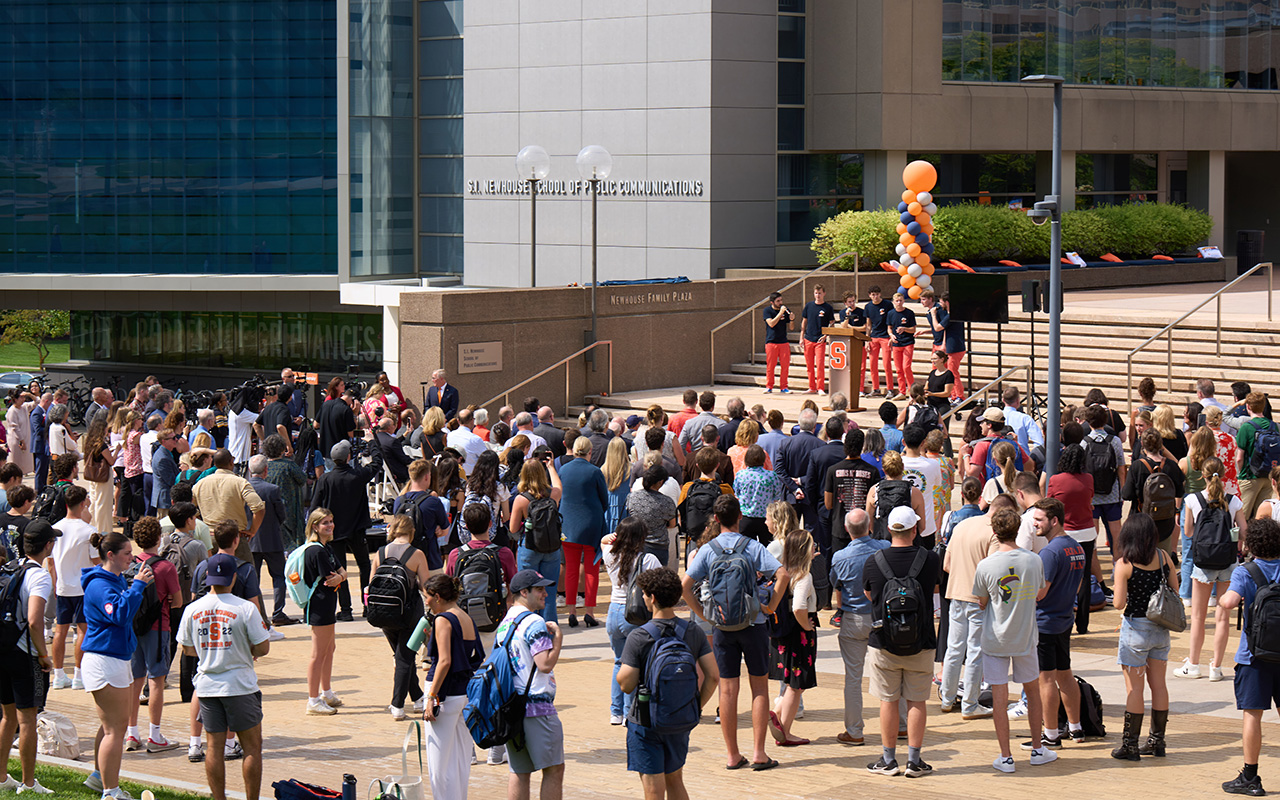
[864,300,892,339]
[888,307,916,347]
[763,306,793,345]
[801,302,836,342]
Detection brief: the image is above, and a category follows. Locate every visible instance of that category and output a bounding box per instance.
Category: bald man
[829,508,892,746]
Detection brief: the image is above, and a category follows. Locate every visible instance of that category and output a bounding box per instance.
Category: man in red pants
[801,285,836,394]
[762,292,793,394]
[863,286,893,397]
[887,291,917,400]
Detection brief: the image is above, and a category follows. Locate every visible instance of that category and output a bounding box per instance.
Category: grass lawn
[0,341,70,369]
[6,759,207,800]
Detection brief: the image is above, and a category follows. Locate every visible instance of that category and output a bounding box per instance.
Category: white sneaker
[306,698,337,716]
[993,755,1015,773]
[1209,665,1226,682]
[487,745,507,765]
[187,743,205,763]
[16,780,52,794]
[388,705,407,721]
[609,714,624,725]
[124,735,142,752]
[1174,659,1202,679]
[50,674,72,690]
[1209,595,1218,608]
[43,629,52,645]
[1008,700,1028,718]
[321,691,343,708]
[1029,748,1059,766]
[83,773,103,793]
[103,787,135,800]
[267,626,285,642]
[1183,598,1193,609]
[412,697,426,714]
[71,675,84,690]
[0,775,19,791]
[224,740,243,760]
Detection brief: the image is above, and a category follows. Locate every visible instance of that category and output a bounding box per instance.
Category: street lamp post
[515,145,551,287]
[1021,74,1065,477]
[576,145,613,370]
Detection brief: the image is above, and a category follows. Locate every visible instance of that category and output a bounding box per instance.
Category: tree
[0,309,70,368]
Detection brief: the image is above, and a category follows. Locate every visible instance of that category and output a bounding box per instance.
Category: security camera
[1026,208,1050,226]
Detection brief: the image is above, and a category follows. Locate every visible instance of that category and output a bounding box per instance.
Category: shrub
[812,202,1213,269]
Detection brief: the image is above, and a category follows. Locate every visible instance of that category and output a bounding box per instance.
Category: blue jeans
[516,545,560,624]
[940,599,985,715]
[606,603,638,717]
[1179,526,1194,600]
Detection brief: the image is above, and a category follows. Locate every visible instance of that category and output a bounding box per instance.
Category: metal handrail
[1125,261,1274,416]
[940,362,1033,424]
[478,340,614,414]
[709,250,856,384]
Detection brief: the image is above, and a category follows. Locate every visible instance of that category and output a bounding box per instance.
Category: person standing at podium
[837,291,869,400]
[763,292,794,395]
[887,293,917,401]
[863,286,893,398]
[801,285,837,395]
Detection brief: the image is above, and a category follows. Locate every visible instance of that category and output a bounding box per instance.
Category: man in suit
[247,454,293,625]
[534,406,567,459]
[280,367,308,429]
[776,408,824,529]
[30,392,52,493]
[426,369,459,421]
[804,417,853,557]
[375,417,414,484]
[309,437,383,621]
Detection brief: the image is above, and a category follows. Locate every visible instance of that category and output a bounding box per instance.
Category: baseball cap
[625,414,642,428]
[22,519,61,547]
[330,440,352,462]
[205,554,239,587]
[982,407,1005,424]
[509,569,555,595]
[888,506,920,532]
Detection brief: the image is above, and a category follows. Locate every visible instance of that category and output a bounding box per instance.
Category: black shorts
[305,589,338,627]
[1036,630,1072,672]
[1235,660,1280,711]
[0,649,48,711]
[712,624,770,679]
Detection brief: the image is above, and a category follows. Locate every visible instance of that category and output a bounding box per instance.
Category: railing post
[1270,262,1274,322]
[710,339,716,386]
[1166,329,1173,392]
[1217,294,1222,357]
[751,318,756,366]
[608,342,614,396]
[1127,356,1133,418]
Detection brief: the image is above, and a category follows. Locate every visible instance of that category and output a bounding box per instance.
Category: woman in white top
[1253,466,1280,521]
[4,390,33,475]
[599,517,662,726]
[629,451,680,505]
[632,404,680,466]
[48,404,79,463]
[1175,457,1248,682]
[767,528,811,746]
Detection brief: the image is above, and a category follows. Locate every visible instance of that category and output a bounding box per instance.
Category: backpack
[285,542,324,610]
[765,584,798,640]
[1057,675,1106,737]
[1139,457,1178,521]
[1191,492,1237,571]
[1083,434,1118,494]
[911,404,942,433]
[0,561,39,650]
[982,437,1023,481]
[634,619,701,735]
[366,546,420,630]
[397,492,433,553]
[464,611,536,749]
[623,554,652,626]
[124,555,164,637]
[36,711,80,760]
[456,541,507,633]
[873,480,913,540]
[158,531,197,603]
[519,492,562,554]
[872,548,928,656]
[1248,419,1280,475]
[679,480,721,538]
[697,538,760,632]
[1246,562,1280,664]
[0,527,21,564]
[31,484,66,525]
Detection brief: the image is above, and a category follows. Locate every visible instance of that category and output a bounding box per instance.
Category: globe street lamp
[576,145,613,369]
[1021,74,1065,476]
[515,145,551,287]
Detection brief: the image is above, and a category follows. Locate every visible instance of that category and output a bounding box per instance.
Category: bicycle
[106,374,128,402]
[59,377,92,426]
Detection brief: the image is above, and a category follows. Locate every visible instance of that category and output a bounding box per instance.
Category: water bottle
[407,615,431,651]
[342,774,356,800]
[635,685,652,727]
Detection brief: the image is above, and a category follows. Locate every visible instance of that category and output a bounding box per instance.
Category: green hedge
[812,202,1213,270]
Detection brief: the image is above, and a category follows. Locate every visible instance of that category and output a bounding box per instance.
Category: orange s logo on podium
[831,340,848,371]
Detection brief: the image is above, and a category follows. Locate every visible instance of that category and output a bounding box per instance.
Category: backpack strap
[1246,561,1271,593]
[707,540,726,558]
[905,547,928,580]
[502,611,538,698]
[873,550,892,582]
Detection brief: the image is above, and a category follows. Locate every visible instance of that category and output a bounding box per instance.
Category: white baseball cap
[888,506,920,532]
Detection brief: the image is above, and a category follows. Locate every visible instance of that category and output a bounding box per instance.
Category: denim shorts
[626,722,690,775]
[131,629,172,680]
[1117,615,1171,667]
[1191,564,1237,584]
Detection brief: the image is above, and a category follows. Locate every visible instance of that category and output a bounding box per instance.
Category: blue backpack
[982,436,1024,480]
[464,611,535,749]
[634,618,701,735]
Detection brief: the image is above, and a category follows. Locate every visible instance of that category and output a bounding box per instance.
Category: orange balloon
[917,253,931,266]
[900,275,915,288]
[903,160,938,193]
[902,189,915,203]
[908,285,924,300]
[907,202,922,216]
[897,264,909,275]
[906,243,922,257]
[922,263,935,276]
[899,232,914,245]
[922,222,934,235]
[915,213,931,225]
[896,222,908,234]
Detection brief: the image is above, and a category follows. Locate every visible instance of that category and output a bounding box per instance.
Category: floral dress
[769,571,818,690]
[928,453,955,532]
[1212,427,1241,496]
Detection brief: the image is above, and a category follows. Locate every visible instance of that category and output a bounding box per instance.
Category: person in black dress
[302,507,346,715]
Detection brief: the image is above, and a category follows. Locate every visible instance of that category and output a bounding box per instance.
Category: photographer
[308,435,383,621]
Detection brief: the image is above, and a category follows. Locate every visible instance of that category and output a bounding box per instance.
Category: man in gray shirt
[677,391,724,454]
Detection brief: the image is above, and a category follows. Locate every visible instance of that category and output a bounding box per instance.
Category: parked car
[0,372,35,395]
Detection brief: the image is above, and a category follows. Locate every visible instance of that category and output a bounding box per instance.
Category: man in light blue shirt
[681,495,784,770]
[757,410,789,469]
[829,509,890,745]
[1002,387,1045,453]
[878,401,904,453]
[188,408,215,447]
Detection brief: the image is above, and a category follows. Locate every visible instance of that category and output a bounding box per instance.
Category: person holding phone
[422,574,483,800]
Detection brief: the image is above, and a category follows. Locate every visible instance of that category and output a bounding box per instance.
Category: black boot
[1111,711,1143,761]
[1138,709,1168,757]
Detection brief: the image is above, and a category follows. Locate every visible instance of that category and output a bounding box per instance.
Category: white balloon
[916,192,932,205]
[895,244,907,256]
[917,274,932,289]
[907,263,923,278]
[899,253,914,267]
[924,202,938,216]
[889,260,901,271]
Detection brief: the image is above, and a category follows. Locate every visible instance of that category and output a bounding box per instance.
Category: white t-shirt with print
[900,455,941,537]
[177,591,269,697]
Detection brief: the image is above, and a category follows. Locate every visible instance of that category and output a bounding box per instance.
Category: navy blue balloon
[897,201,909,214]
[900,211,914,225]
[897,286,910,296]
[922,243,935,255]
[906,221,922,235]
[915,233,929,245]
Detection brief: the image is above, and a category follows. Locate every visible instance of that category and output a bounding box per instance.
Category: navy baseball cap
[206,554,239,587]
[509,569,554,595]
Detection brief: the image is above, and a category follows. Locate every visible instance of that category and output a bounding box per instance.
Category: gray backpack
[698,539,760,631]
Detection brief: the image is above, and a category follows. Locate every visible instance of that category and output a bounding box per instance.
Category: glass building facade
[417,0,464,276]
[0,0,339,275]
[943,0,1280,89]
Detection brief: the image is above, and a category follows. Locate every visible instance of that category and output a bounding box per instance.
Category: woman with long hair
[1204,406,1240,497]
[767,529,812,746]
[957,405,987,477]
[1174,457,1248,683]
[82,414,118,533]
[1123,429,1186,551]
[373,514,435,719]
[464,450,510,546]
[1111,513,1176,761]
[511,459,570,625]
[1179,426,1218,599]
[979,441,1019,511]
[81,532,155,799]
[4,389,33,475]
[861,428,886,476]
[117,411,145,537]
[435,457,466,551]
[600,517,662,725]
[1152,405,1188,460]
[421,574,482,800]
[1046,443,1102,632]
[301,508,346,716]
[421,406,448,460]
[602,438,631,536]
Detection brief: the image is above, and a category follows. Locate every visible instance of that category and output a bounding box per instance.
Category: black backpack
[519,492,562,553]
[1083,435,1118,494]
[0,561,39,650]
[679,480,721,538]
[398,492,434,552]
[366,546,420,630]
[766,583,798,640]
[1140,457,1178,521]
[124,555,165,637]
[873,480,913,540]
[1057,675,1106,737]
[31,484,67,525]
[456,541,507,633]
[1246,562,1280,664]
[623,554,652,626]
[1191,492,1237,571]
[873,548,928,656]
[911,404,942,433]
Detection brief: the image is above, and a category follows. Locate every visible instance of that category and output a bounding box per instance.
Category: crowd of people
[3,356,1280,800]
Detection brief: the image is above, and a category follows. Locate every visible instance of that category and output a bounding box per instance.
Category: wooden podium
[824,326,869,411]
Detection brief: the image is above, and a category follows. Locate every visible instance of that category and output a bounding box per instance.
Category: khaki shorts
[868,648,934,703]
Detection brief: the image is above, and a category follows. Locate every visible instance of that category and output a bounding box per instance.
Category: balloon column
[892,160,939,300]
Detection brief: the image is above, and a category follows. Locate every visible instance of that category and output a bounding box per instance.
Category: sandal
[779,738,810,747]
[768,711,785,743]
[751,758,780,771]
[726,757,750,770]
